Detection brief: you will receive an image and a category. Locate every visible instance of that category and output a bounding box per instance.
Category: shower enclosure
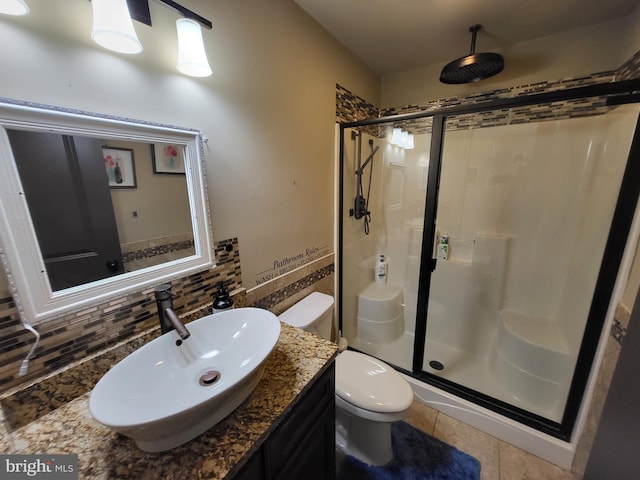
[338,80,640,442]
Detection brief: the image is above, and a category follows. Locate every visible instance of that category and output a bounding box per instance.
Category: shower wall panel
[554,107,639,352]
[423,104,639,422]
[341,129,386,342]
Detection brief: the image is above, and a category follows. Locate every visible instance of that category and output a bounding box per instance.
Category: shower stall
[338,80,640,460]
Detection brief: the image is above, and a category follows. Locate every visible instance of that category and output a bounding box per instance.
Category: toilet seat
[335,393,410,422]
[335,350,413,414]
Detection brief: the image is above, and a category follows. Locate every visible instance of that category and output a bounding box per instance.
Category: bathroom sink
[89,307,281,452]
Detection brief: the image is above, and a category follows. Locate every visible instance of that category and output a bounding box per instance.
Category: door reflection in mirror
[7,129,194,292]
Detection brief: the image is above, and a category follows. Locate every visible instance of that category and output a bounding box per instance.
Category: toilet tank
[278,292,334,340]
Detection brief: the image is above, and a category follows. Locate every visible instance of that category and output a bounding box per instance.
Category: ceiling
[294,0,639,76]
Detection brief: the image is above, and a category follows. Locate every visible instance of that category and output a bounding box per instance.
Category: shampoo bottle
[375,254,388,284]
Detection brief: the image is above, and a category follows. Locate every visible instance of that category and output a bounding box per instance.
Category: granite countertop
[0,312,338,479]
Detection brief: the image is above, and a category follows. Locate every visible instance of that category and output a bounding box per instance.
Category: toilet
[278,292,414,466]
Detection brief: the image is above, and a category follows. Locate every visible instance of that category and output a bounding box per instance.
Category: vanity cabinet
[234,363,336,480]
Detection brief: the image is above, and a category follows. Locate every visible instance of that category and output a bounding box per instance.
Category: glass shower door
[421,105,639,423]
[341,125,432,372]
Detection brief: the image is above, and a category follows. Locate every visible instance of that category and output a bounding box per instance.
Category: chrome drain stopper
[199,370,220,386]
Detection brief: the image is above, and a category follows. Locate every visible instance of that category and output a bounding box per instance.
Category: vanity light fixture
[176,18,212,77]
[0,0,29,15]
[91,0,143,54]
[3,0,213,76]
[89,0,213,77]
[132,0,213,77]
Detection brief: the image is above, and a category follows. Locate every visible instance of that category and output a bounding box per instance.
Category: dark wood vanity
[235,363,335,480]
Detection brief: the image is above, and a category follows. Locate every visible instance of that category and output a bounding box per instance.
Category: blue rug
[337,421,481,480]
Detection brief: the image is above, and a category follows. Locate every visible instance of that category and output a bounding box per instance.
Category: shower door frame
[338,78,640,441]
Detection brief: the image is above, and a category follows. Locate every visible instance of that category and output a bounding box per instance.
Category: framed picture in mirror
[152,143,185,174]
[103,146,137,188]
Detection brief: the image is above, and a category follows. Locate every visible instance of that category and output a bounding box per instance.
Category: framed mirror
[0,98,214,324]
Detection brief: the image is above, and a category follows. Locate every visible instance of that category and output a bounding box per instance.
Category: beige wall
[0,0,379,290]
[380,5,640,108]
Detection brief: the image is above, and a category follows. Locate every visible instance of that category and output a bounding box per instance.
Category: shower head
[439,24,504,84]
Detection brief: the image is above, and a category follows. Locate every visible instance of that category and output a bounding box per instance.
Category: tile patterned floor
[401,400,583,480]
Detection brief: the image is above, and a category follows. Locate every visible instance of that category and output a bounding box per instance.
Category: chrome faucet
[154,284,191,340]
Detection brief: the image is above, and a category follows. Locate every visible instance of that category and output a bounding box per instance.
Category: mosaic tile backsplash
[0,234,334,396]
[0,238,242,393]
[121,232,195,272]
[337,51,640,136]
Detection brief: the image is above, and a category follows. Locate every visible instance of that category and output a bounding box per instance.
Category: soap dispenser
[437,234,449,261]
[212,281,234,314]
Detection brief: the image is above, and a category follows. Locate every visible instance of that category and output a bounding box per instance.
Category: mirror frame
[0,98,214,324]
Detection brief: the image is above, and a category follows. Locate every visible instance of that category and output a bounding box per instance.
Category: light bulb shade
[390,128,402,145]
[176,18,212,77]
[0,0,29,15]
[91,0,142,54]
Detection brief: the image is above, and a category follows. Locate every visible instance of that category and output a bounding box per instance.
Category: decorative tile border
[245,253,334,313]
[335,84,378,124]
[338,51,639,138]
[336,84,381,138]
[342,75,619,138]
[616,51,640,81]
[253,265,334,312]
[121,239,195,264]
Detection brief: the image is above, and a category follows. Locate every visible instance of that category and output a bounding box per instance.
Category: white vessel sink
[89,307,281,452]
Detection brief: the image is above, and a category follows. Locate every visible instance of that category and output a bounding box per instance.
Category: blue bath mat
[337,421,481,480]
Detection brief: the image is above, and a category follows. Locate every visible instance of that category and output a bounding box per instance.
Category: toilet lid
[335,350,413,413]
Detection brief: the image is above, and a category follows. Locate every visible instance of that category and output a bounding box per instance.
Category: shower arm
[355,147,379,176]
